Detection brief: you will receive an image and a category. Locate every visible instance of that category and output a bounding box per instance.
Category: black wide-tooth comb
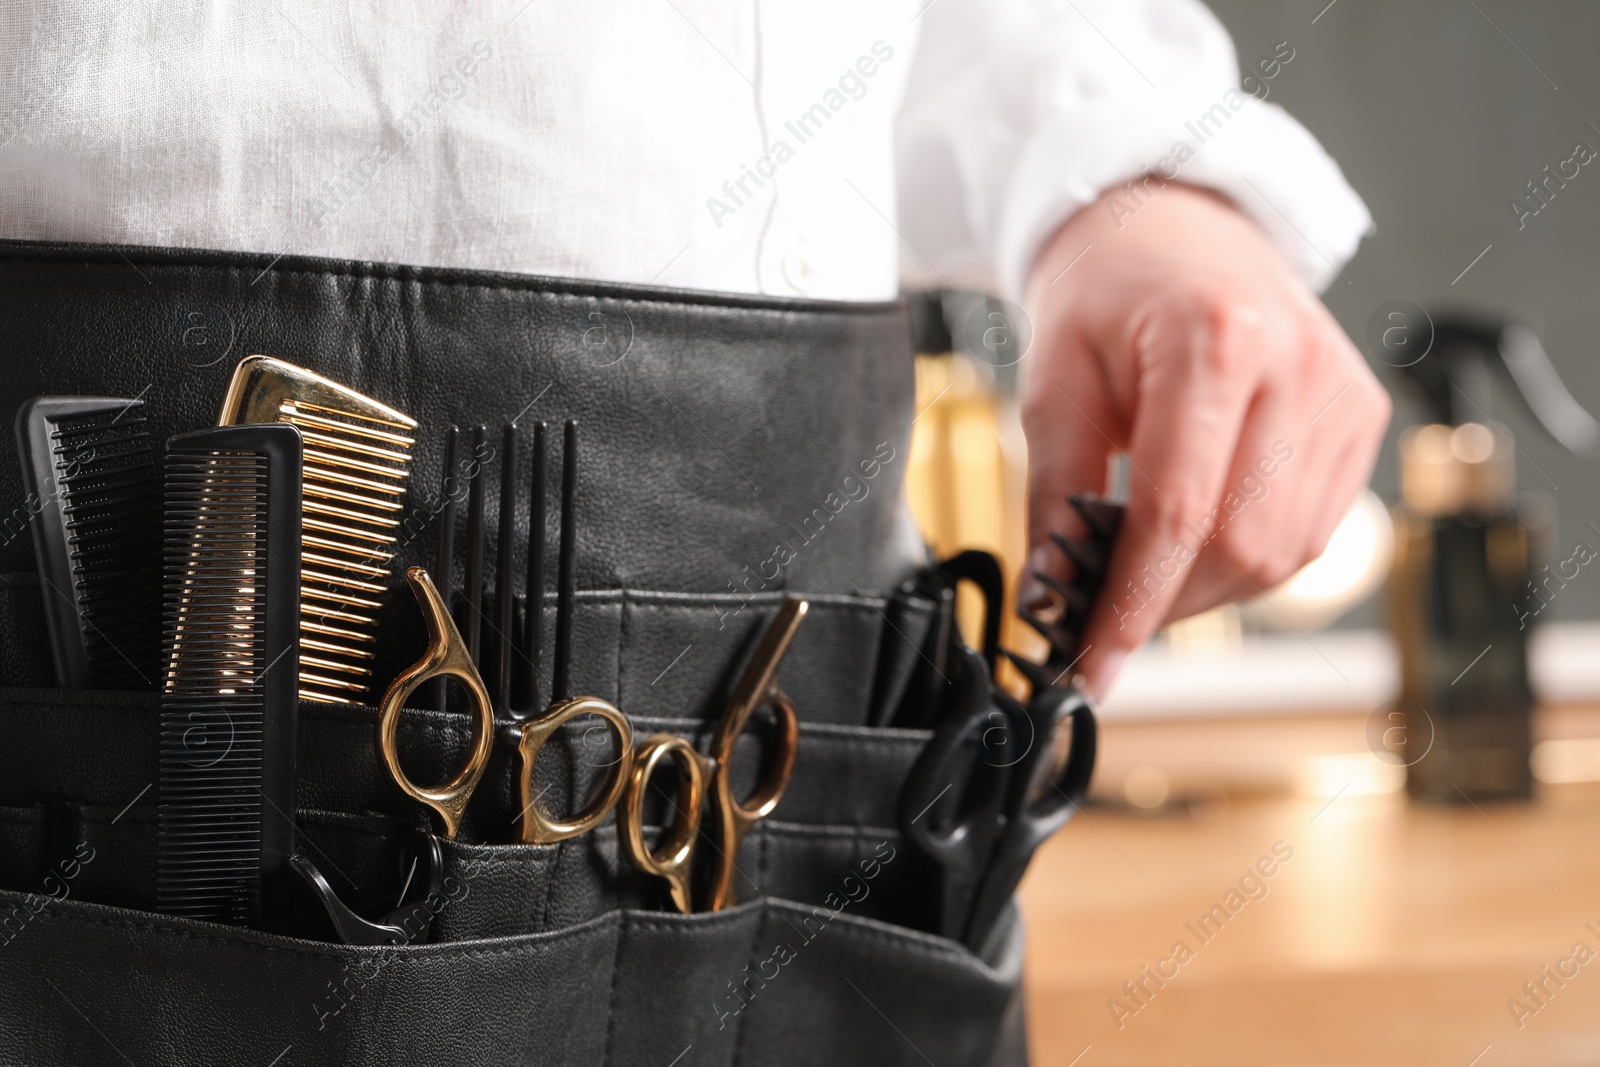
[1010,493,1124,688]
[157,424,302,932]
[14,396,163,689]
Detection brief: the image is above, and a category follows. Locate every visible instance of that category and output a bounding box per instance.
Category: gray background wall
[1205,0,1600,625]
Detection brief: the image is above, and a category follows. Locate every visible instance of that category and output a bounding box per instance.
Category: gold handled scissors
[377,567,496,839]
[377,566,635,845]
[503,692,633,844]
[499,419,634,844]
[620,597,807,912]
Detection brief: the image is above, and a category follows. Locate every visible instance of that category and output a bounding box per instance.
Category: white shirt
[0,0,1369,302]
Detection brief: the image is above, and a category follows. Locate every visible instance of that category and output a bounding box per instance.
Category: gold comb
[219,355,418,704]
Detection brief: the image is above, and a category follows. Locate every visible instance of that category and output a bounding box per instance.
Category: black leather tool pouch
[0,241,1030,1066]
[0,692,1027,1067]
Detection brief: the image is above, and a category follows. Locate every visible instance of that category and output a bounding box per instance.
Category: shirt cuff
[997,93,1374,300]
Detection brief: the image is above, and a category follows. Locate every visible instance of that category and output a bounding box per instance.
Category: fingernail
[1082,648,1128,702]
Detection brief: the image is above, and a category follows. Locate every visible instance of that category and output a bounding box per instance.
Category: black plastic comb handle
[158,423,303,934]
[15,395,162,689]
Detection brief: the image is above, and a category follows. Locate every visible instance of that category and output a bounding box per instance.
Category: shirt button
[781,247,816,293]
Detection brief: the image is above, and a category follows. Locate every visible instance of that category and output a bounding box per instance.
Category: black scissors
[284,827,444,946]
[900,519,1113,951]
[900,643,1095,950]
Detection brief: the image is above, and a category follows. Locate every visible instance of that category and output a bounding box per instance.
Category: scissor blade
[964,686,1096,952]
[723,598,808,716]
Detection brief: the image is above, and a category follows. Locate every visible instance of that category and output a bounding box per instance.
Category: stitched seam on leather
[538,842,562,932]
[620,915,750,933]
[761,821,899,838]
[0,804,48,823]
[599,911,628,1066]
[16,899,998,972]
[764,905,993,970]
[728,897,768,1067]
[614,587,628,913]
[0,696,932,747]
[21,906,621,960]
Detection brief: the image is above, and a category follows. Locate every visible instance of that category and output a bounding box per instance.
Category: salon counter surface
[1021,708,1600,1066]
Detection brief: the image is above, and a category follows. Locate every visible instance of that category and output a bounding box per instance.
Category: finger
[1305,382,1389,556]
[1163,362,1388,621]
[1074,303,1263,698]
[1019,330,1120,611]
[1157,380,1301,620]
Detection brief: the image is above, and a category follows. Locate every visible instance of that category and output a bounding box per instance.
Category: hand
[1019,183,1390,700]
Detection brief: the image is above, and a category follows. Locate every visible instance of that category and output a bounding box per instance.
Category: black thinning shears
[900,530,1108,952]
[900,644,1096,951]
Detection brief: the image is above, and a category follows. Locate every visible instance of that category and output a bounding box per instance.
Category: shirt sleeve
[894,0,1373,299]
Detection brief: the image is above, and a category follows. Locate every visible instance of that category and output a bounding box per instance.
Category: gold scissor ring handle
[512,696,635,845]
[620,733,712,913]
[703,598,808,912]
[376,567,495,840]
[706,684,799,911]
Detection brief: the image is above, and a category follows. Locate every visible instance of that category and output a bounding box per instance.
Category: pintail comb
[219,356,418,704]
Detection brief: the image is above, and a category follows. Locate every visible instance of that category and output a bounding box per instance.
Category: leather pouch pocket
[0,802,48,892]
[734,900,1026,1067]
[0,888,623,1067]
[0,888,1020,1067]
[67,801,156,911]
[426,823,914,942]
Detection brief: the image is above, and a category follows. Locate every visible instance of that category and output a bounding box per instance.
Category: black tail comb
[1017,493,1123,675]
[157,424,303,932]
[15,396,162,689]
[436,417,578,720]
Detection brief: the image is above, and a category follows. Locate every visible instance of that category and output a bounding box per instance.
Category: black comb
[157,424,302,932]
[516,418,576,714]
[463,424,487,666]
[522,422,547,711]
[14,396,162,689]
[435,418,580,719]
[431,425,461,711]
[1013,493,1123,683]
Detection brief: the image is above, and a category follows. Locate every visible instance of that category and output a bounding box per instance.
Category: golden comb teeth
[219,355,418,704]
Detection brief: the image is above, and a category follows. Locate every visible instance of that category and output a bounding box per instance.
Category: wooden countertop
[1020,711,1600,1066]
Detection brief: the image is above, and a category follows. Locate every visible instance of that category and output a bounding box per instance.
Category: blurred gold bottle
[1390,422,1535,801]
[1378,314,1600,802]
[905,348,1040,685]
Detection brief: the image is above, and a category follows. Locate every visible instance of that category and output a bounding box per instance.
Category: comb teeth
[219,357,417,704]
[15,396,163,689]
[157,425,302,930]
[1016,493,1125,672]
[283,399,412,702]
